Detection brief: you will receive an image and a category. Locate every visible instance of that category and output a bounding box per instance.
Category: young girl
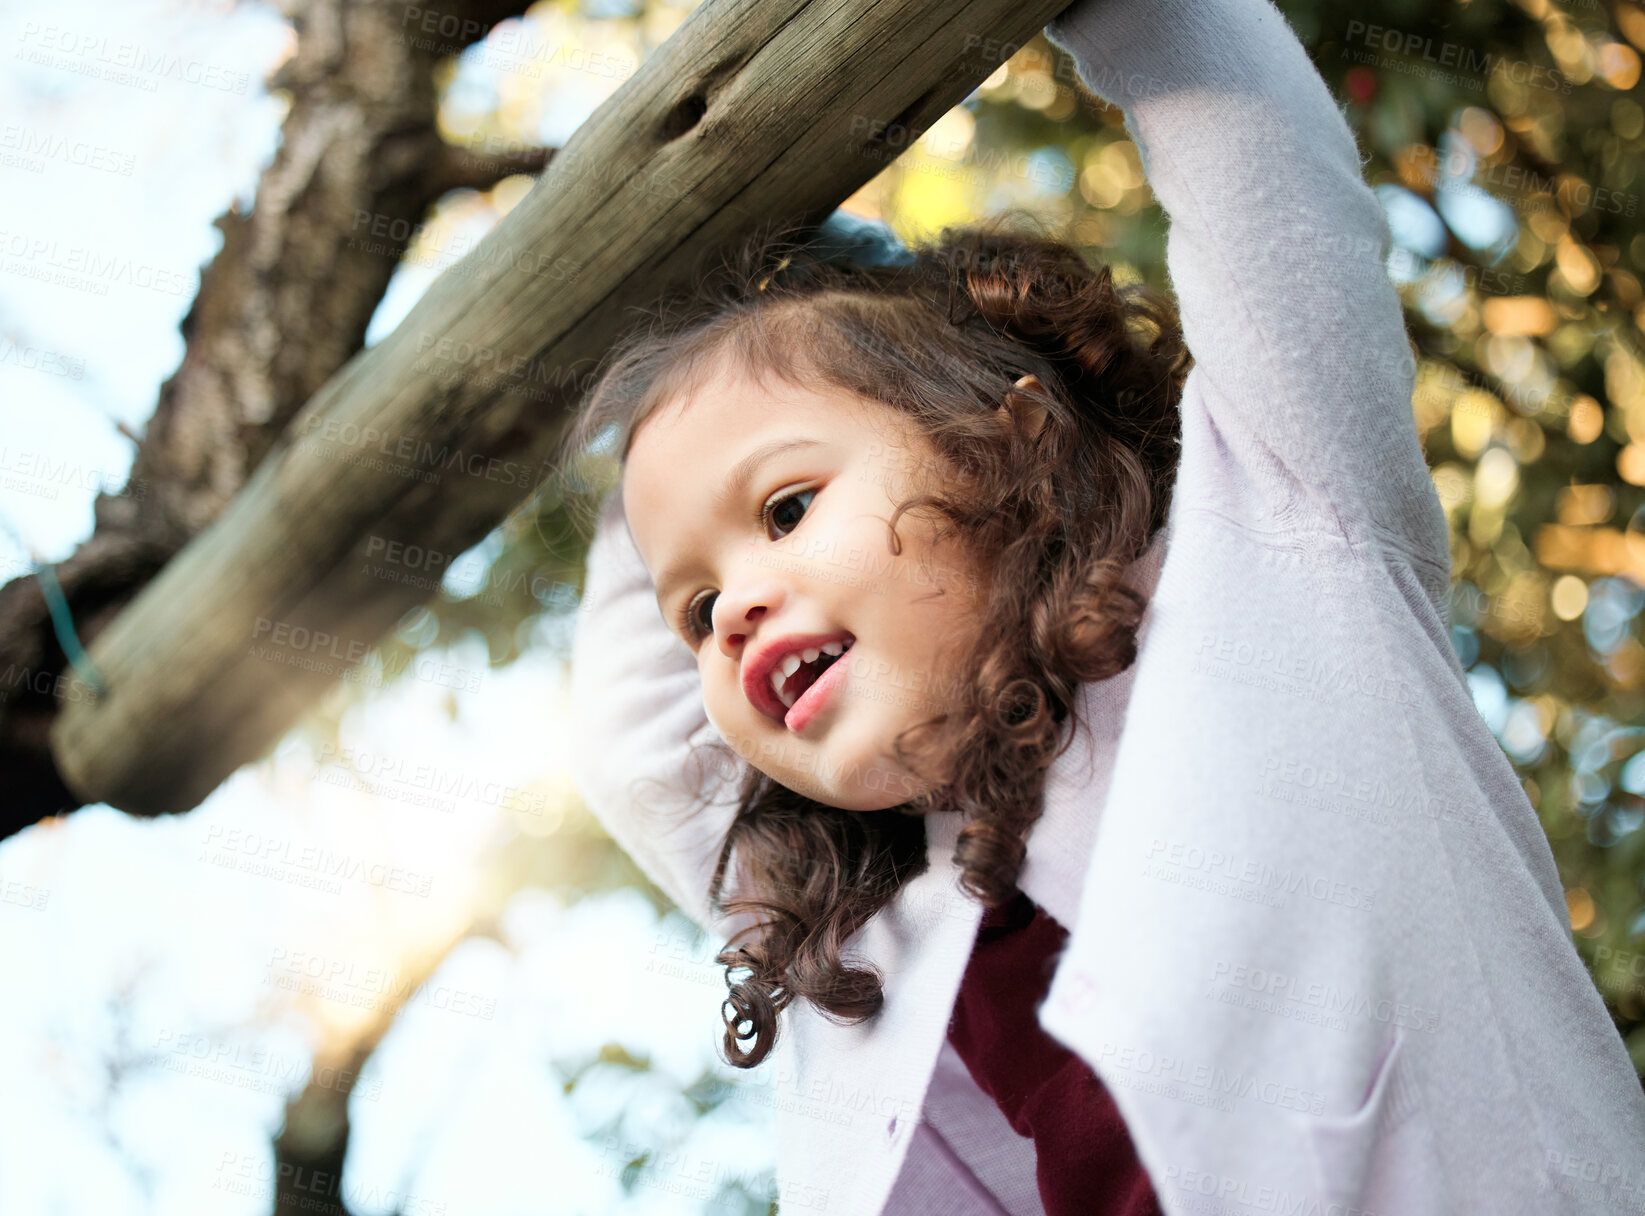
[561,0,1645,1213]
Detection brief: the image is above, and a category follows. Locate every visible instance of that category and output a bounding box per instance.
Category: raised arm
[566,487,751,940]
[1044,0,1450,577]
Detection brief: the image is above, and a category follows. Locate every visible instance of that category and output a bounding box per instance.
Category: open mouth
[772,639,853,711]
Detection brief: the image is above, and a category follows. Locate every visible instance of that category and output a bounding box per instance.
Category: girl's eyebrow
[712,436,827,512]
[654,435,827,605]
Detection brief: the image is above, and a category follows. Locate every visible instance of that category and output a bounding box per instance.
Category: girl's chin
[757,760,927,811]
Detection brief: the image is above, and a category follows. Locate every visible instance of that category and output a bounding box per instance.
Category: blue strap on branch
[35,561,107,699]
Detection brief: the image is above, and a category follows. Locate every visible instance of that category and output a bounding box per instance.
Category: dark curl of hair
[560,210,1189,1069]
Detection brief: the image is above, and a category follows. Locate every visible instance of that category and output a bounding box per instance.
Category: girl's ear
[1010,373,1048,442]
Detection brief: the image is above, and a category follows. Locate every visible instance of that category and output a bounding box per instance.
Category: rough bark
[0,0,546,838]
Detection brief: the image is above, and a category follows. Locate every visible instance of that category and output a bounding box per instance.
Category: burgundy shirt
[945,886,1163,1216]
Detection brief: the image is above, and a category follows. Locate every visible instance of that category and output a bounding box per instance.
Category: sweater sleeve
[566,486,753,941]
[1043,0,1450,574]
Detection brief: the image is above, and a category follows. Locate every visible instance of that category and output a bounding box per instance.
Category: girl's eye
[676,486,818,642]
[763,486,815,539]
[680,591,717,640]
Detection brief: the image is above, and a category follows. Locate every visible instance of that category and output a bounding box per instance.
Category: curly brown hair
[559,210,1188,1069]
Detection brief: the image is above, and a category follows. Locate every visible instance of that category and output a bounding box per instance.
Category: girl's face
[622,352,986,811]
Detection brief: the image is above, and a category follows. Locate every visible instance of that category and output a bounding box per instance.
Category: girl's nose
[718,607,764,658]
[715,579,784,659]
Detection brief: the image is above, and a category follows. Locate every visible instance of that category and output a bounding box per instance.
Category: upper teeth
[767,639,852,710]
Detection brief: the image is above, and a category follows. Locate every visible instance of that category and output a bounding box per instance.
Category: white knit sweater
[567,0,1645,1212]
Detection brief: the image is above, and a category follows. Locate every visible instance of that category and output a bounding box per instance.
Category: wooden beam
[50,0,1069,816]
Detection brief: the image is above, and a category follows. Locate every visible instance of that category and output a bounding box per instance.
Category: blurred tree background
[3,0,1644,1211]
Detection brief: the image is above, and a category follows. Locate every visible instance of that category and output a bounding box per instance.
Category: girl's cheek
[697,656,720,715]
